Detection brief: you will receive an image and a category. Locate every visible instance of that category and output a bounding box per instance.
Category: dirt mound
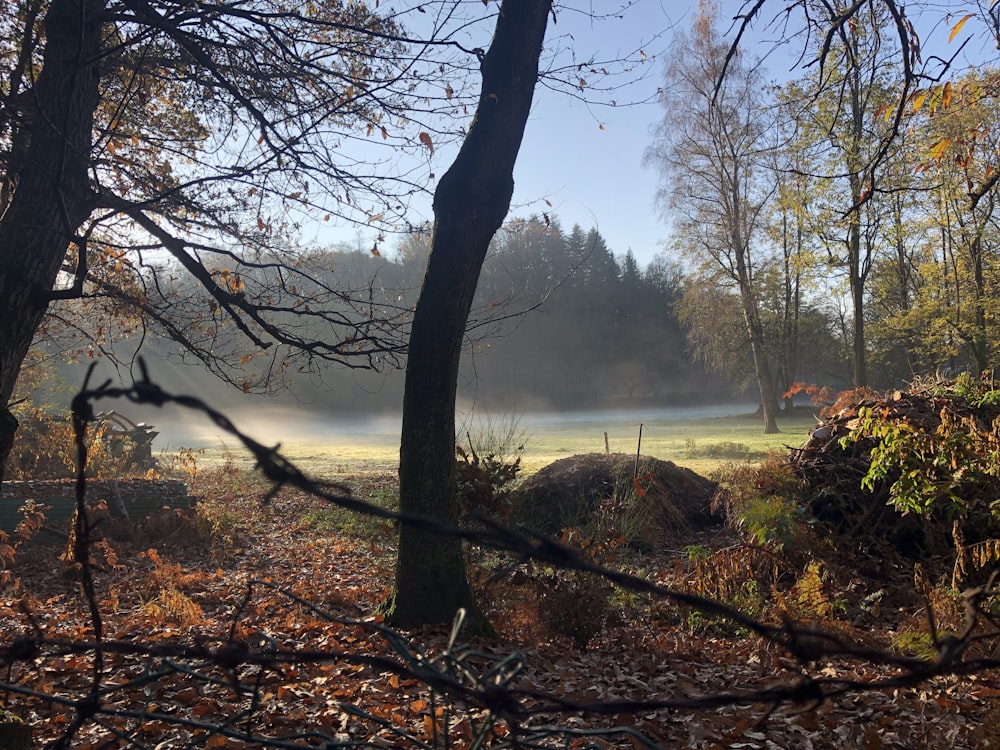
[514,453,719,541]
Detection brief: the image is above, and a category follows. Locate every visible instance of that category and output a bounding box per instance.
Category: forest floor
[3,466,1000,749]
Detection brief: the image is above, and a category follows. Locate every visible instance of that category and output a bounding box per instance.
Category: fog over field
[145,402,760,452]
[119,395,817,479]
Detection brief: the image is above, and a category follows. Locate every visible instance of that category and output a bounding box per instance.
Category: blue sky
[328,1,986,269]
[418,0,786,267]
[508,0,684,266]
[503,0,807,267]
[502,1,990,267]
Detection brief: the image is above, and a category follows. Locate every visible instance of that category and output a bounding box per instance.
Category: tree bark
[384,0,549,630]
[0,0,103,485]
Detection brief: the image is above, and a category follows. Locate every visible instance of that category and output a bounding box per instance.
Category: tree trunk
[969,234,990,374]
[383,0,550,630]
[848,219,868,389]
[845,47,868,390]
[0,0,103,485]
[747,327,780,434]
[730,196,779,435]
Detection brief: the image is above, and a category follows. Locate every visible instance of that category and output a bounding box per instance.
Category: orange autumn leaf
[419,131,434,155]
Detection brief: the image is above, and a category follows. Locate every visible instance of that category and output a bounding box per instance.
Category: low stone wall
[0,479,191,535]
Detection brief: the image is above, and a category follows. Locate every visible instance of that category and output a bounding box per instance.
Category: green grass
[165,411,816,479]
[513,411,815,475]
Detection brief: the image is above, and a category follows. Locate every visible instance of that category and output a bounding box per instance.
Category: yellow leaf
[949,14,974,43]
[912,91,928,113]
[942,81,953,108]
[930,139,950,160]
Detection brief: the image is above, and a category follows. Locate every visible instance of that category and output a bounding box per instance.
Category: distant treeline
[39,217,745,413]
[297,216,729,413]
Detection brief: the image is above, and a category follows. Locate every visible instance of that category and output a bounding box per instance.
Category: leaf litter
[0,469,997,748]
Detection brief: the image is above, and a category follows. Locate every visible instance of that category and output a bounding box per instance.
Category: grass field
[164,407,818,478]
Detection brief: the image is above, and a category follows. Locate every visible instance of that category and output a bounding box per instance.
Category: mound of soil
[514,453,719,542]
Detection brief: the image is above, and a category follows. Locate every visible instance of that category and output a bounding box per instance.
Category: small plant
[135,548,210,626]
[892,631,949,661]
[191,502,243,559]
[685,439,759,460]
[158,446,202,481]
[456,412,527,524]
[584,467,663,550]
[736,496,808,550]
[535,566,613,649]
[712,455,811,552]
[788,561,833,618]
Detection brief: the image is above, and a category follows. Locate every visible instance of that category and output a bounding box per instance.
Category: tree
[915,70,1000,373]
[0,0,484,483]
[784,1,901,388]
[381,0,551,630]
[729,2,1000,388]
[647,0,781,432]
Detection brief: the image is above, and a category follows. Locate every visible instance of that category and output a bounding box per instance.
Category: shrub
[712,455,811,552]
[535,567,613,649]
[7,404,160,480]
[456,412,527,524]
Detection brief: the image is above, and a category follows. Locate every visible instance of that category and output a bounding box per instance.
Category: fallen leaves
[0,471,995,748]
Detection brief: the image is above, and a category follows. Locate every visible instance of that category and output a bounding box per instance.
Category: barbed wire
[0,359,998,747]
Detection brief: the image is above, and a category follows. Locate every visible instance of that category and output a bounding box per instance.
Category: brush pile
[789,377,1000,576]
